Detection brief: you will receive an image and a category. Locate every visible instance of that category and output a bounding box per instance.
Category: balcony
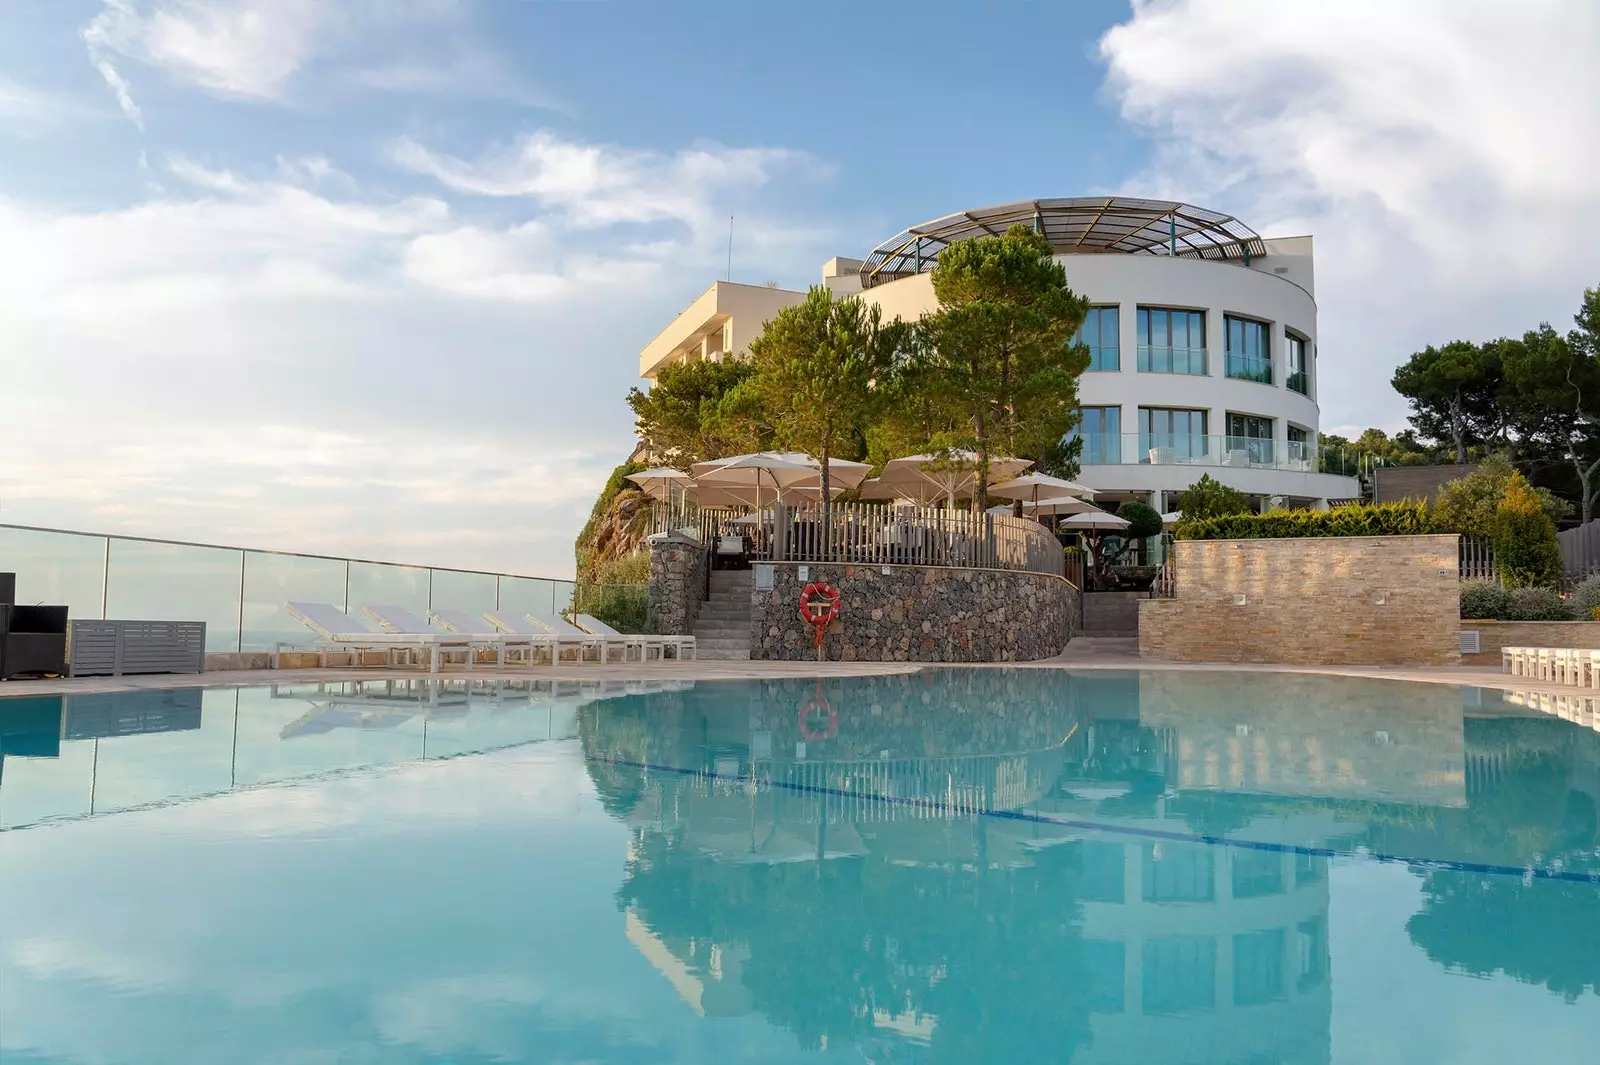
[1287,369,1309,395]
[1076,434,1352,474]
[1225,352,1273,385]
[1137,345,1208,376]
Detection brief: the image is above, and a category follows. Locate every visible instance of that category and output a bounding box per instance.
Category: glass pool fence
[0,523,576,653]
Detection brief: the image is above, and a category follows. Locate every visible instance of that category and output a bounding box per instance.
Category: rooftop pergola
[858,196,1268,288]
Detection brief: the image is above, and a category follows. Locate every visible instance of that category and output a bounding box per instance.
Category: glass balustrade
[0,523,575,652]
[1073,435,1358,475]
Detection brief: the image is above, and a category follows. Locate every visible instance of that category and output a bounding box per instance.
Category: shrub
[1175,474,1251,521]
[1459,580,1512,620]
[1568,574,1600,619]
[1490,476,1564,588]
[1174,502,1435,541]
[1115,501,1165,540]
[1503,586,1574,622]
[1434,454,1571,536]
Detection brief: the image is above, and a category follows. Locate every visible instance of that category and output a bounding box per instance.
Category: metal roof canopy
[858,196,1268,288]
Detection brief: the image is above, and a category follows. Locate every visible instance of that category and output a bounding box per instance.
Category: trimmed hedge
[1173,502,1436,541]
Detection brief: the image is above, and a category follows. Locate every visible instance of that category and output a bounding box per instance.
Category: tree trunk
[819,432,833,559]
[1450,393,1466,462]
[973,410,989,515]
[1575,448,1599,525]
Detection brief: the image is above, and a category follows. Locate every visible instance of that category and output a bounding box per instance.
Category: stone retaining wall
[647,534,708,636]
[751,563,1077,663]
[1460,619,1600,665]
[1140,534,1461,667]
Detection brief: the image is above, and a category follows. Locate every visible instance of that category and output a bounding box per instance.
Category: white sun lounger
[527,613,635,663]
[431,608,556,666]
[483,610,605,664]
[280,602,461,672]
[574,614,695,660]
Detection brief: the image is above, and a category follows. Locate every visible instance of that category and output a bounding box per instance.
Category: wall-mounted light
[1373,591,1387,605]
[1233,593,1248,606]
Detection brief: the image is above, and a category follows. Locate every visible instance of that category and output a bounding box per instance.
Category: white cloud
[0,134,835,574]
[0,77,105,131]
[1099,0,1600,432]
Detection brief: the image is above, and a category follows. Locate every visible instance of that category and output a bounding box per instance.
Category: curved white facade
[847,237,1359,509]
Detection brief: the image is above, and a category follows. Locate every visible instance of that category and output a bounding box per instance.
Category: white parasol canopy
[987,473,1098,505]
[625,467,692,501]
[862,451,1032,507]
[1161,511,1183,528]
[1057,510,1132,531]
[692,451,872,499]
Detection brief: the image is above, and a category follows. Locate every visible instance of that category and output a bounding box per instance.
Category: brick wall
[752,563,1078,663]
[1139,535,1461,667]
[1459,620,1600,664]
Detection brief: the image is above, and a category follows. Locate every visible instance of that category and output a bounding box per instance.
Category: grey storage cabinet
[68,620,207,677]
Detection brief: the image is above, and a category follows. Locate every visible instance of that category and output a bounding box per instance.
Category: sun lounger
[431,609,555,666]
[483,611,604,664]
[527,613,634,663]
[280,602,459,671]
[574,614,695,660]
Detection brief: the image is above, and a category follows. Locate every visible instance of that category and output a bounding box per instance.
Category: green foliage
[575,460,645,579]
[625,358,761,467]
[1116,501,1164,540]
[900,224,1091,508]
[1459,580,1512,620]
[1503,586,1575,622]
[1175,474,1251,521]
[573,551,650,633]
[747,286,901,509]
[1490,475,1565,588]
[1570,575,1600,620]
[1391,339,1505,462]
[1174,502,1436,541]
[1433,454,1572,535]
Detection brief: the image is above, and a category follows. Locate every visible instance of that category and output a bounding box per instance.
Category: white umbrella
[1161,511,1183,529]
[987,473,1097,504]
[1058,510,1131,531]
[692,451,871,498]
[871,451,1032,508]
[626,467,692,501]
[1010,496,1101,518]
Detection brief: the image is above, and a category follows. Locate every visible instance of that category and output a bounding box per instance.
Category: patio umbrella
[987,473,1097,505]
[1161,511,1183,529]
[626,467,693,509]
[868,451,1032,508]
[1006,495,1102,518]
[1057,510,1131,531]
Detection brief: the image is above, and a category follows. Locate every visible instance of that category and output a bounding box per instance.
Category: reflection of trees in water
[617,825,1101,1062]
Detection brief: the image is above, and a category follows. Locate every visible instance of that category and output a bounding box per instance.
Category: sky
[0,0,1595,579]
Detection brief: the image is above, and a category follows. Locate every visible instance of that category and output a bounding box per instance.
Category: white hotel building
[639,197,1361,511]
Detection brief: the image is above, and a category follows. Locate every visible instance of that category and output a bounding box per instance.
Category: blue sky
[1,0,1595,577]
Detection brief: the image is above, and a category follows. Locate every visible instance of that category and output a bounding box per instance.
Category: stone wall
[1140,535,1461,667]
[1460,619,1600,665]
[751,563,1077,663]
[647,534,708,636]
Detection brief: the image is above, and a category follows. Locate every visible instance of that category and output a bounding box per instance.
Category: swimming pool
[2,670,1597,1062]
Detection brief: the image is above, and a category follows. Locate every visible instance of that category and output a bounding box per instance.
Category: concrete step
[697,606,749,620]
[697,647,751,660]
[695,627,749,640]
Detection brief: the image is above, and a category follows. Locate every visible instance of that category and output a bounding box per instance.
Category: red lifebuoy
[798,698,838,741]
[799,582,840,626]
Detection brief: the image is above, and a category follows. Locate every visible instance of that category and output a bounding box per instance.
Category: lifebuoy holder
[799,582,840,650]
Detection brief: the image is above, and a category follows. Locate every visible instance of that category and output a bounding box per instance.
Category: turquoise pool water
[2,671,1598,1063]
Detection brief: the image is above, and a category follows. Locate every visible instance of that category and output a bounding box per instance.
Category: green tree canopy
[1391,340,1505,462]
[746,286,904,515]
[625,357,762,469]
[908,224,1091,510]
[1499,309,1600,523]
[1175,474,1252,521]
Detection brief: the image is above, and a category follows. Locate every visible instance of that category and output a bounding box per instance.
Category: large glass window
[1143,936,1216,1014]
[1286,332,1310,394]
[1231,849,1285,898]
[1225,315,1272,384]
[1233,930,1286,1006]
[1139,408,1208,464]
[1225,413,1275,466]
[1075,406,1122,465]
[1074,306,1120,371]
[1137,308,1207,375]
[1143,843,1215,902]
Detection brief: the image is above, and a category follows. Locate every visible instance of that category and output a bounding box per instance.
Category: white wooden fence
[649,500,1066,578]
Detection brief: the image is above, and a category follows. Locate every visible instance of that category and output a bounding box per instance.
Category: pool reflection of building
[591,673,1600,1063]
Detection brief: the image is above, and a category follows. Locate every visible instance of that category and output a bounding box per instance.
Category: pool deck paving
[0,638,1590,705]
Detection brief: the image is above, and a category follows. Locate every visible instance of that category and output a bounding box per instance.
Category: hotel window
[1142,843,1215,902]
[1075,406,1122,465]
[1225,413,1274,466]
[1139,407,1208,464]
[1074,306,1121,372]
[1286,331,1310,394]
[1286,424,1311,468]
[1297,917,1329,990]
[1225,315,1273,384]
[1231,848,1285,898]
[1143,937,1217,1015]
[1233,930,1287,1006]
[1137,307,1207,375]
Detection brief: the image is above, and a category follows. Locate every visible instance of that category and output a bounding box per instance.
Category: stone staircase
[1081,590,1143,637]
[694,570,753,660]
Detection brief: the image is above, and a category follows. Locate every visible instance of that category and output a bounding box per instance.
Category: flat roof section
[638,281,805,379]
